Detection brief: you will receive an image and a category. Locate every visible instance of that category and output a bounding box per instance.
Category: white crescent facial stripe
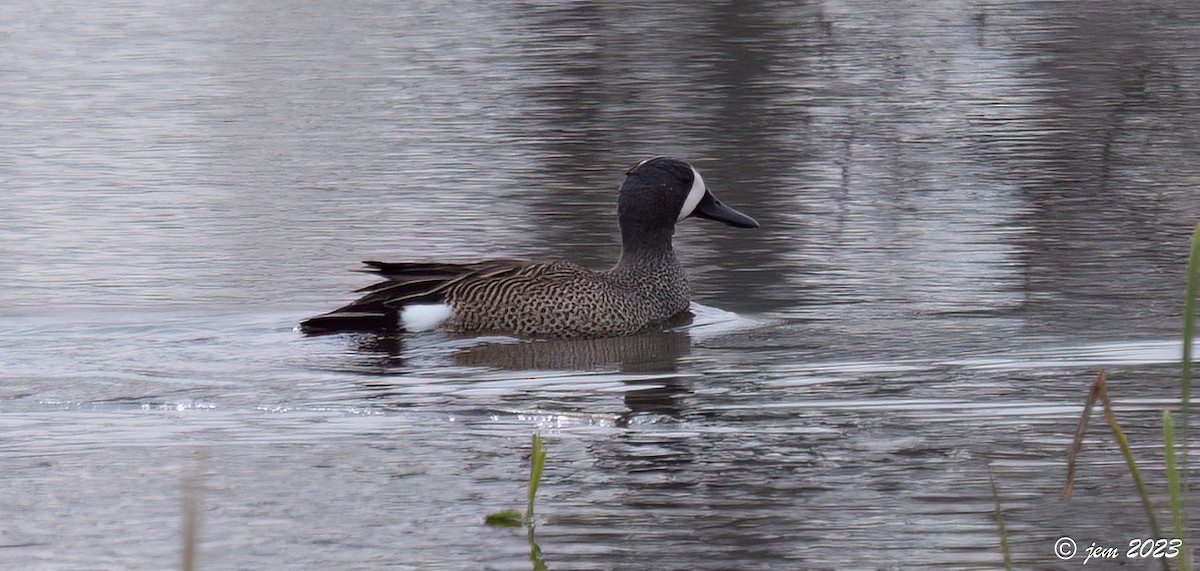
[678,167,707,221]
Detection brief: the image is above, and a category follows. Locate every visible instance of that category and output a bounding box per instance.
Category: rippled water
[4,0,1200,569]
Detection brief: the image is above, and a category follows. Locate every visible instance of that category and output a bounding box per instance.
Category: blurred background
[3,1,1200,568]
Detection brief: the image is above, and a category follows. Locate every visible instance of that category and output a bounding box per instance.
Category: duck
[300,157,759,338]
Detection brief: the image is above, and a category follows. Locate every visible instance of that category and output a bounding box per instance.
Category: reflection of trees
[994,3,1200,337]
[501,3,811,308]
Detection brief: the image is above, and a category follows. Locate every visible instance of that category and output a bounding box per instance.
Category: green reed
[1183,222,1200,449]
[1164,410,1191,571]
[988,465,1012,571]
[1172,221,1200,570]
[527,433,547,525]
[1049,223,1200,569]
[485,433,548,571]
[1064,372,1163,540]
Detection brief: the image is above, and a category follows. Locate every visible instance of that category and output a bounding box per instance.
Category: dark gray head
[618,157,759,241]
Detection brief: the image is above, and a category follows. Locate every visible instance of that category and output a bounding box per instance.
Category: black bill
[691,191,760,228]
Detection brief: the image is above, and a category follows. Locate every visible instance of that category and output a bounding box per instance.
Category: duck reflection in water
[452,312,693,372]
[336,310,691,372]
[335,313,696,421]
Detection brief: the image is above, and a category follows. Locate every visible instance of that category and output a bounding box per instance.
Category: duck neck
[613,226,680,278]
[610,227,691,319]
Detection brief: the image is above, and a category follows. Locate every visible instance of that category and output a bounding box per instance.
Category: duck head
[618,157,759,241]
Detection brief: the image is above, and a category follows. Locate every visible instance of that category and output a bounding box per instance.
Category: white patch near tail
[678,167,707,221]
[401,303,454,332]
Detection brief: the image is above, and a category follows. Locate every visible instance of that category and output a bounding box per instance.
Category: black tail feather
[299,310,398,335]
[300,260,525,335]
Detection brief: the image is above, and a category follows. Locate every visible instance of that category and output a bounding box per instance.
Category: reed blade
[988,465,1013,571]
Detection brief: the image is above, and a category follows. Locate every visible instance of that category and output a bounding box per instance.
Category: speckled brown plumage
[348,256,689,337]
[301,157,758,338]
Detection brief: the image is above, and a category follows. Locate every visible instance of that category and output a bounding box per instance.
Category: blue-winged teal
[301,157,758,337]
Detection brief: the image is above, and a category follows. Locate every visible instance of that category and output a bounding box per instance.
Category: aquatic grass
[181,451,206,571]
[485,433,548,527]
[1164,410,1192,571]
[1063,371,1163,540]
[485,433,548,571]
[1062,372,1101,500]
[991,225,1200,568]
[1182,221,1200,454]
[987,465,1012,571]
[1173,220,1200,567]
[1055,221,1200,570]
[484,509,525,528]
[527,433,547,525]
[526,517,547,571]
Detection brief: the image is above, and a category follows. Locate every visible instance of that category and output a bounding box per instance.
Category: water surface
[4,0,1200,569]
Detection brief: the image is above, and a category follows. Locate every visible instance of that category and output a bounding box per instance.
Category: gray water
[4,1,1200,569]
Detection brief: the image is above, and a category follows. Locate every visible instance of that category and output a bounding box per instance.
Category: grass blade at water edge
[526,434,548,571]
[1064,372,1162,539]
[1095,372,1163,541]
[526,433,546,525]
[1062,378,1102,499]
[181,451,206,571]
[1183,222,1200,451]
[1176,220,1200,568]
[988,465,1012,571]
[483,434,549,570]
[1165,410,1192,571]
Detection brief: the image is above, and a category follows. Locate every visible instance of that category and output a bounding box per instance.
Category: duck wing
[299,260,528,334]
